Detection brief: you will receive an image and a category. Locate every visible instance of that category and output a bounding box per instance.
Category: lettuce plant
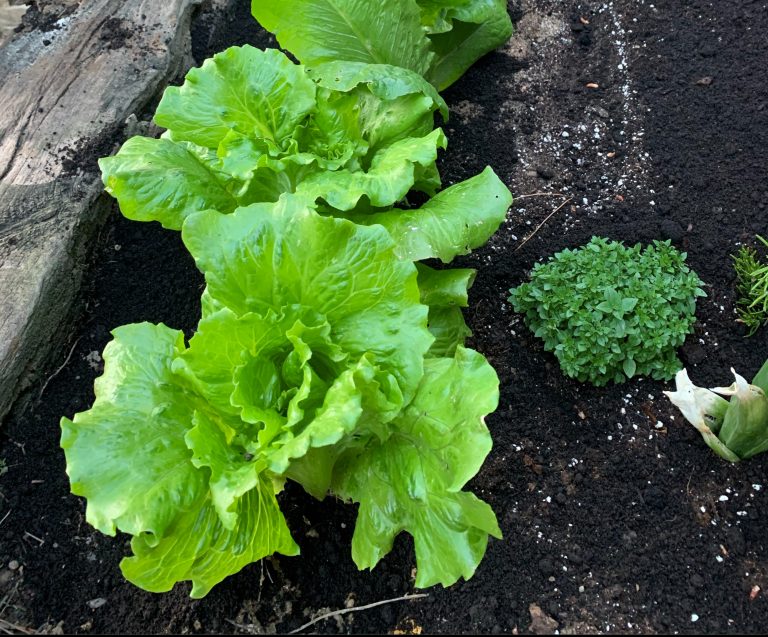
[65,0,513,598]
[99,44,512,360]
[509,237,706,386]
[61,196,501,596]
[251,0,513,92]
[100,46,451,230]
[665,360,768,462]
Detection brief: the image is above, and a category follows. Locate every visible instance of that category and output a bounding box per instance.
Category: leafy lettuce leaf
[252,0,513,91]
[99,137,239,230]
[61,323,300,597]
[296,129,448,210]
[155,46,317,150]
[100,46,448,229]
[417,0,514,90]
[349,166,512,262]
[122,483,298,598]
[251,0,434,76]
[332,346,501,587]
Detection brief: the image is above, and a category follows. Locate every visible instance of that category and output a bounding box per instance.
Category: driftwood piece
[0,0,204,422]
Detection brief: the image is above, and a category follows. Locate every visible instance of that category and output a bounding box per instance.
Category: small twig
[0,618,36,635]
[22,532,43,546]
[287,593,428,634]
[0,510,10,529]
[38,337,81,400]
[514,197,573,253]
[515,191,566,199]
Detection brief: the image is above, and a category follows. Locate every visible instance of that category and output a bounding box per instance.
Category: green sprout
[733,235,768,336]
[665,359,768,462]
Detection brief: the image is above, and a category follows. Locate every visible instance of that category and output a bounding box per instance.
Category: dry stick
[38,337,81,400]
[515,191,566,199]
[0,618,36,635]
[0,510,10,528]
[514,197,573,253]
[23,531,43,545]
[287,593,428,635]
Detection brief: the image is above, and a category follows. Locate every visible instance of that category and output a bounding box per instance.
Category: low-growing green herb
[733,235,768,336]
[665,360,768,462]
[509,237,706,386]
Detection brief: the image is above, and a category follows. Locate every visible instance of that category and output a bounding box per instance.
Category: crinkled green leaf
[61,323,207,538]
[416,263,476,307]
[175,310,396,500]
[121,481,299,598]
[333,347,501,587]
[173,309,286,422]
[309,62,449,148]
[350,166,511,261]
[185,410,264,530]
[252,0,433,77]
[297,129,447,210]
[297,89,368,168]
[174,306,360,448]
[61,323,301,598]
[155,46,316,150]
[181,197,432,410]
[99,137,239,230]
[427,306,473,357]
[421,0,513,91]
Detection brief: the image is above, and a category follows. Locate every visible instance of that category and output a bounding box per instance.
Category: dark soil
[2,0,768,634]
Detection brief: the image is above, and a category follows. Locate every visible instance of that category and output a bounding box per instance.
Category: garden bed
[1,0,767,633]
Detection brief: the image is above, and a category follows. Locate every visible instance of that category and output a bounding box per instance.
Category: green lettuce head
[99,45,448,230]
[61,196,501,596]
[61,196,434,596]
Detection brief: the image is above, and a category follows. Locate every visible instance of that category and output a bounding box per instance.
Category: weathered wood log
[0,0,204,422]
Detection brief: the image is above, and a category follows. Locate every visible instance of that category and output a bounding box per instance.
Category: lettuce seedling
[61,196,501,596]
[665,360,768,462]
[252,0,513,91]
[509,237,706,386]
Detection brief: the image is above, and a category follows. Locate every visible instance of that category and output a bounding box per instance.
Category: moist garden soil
[1,0,768,633]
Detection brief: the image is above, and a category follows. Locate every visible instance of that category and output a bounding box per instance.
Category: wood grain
[0,0,202,421]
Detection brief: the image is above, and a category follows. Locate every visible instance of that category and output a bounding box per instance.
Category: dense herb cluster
[61,0,514,597]
[509,237,706,386]
[732,235,768,336]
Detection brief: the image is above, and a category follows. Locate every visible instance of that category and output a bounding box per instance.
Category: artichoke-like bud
[665,361,768,462]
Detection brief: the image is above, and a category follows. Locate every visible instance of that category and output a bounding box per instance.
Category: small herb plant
[665,360,768,462]
[509,237,706,386]
[733,235,768,336]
